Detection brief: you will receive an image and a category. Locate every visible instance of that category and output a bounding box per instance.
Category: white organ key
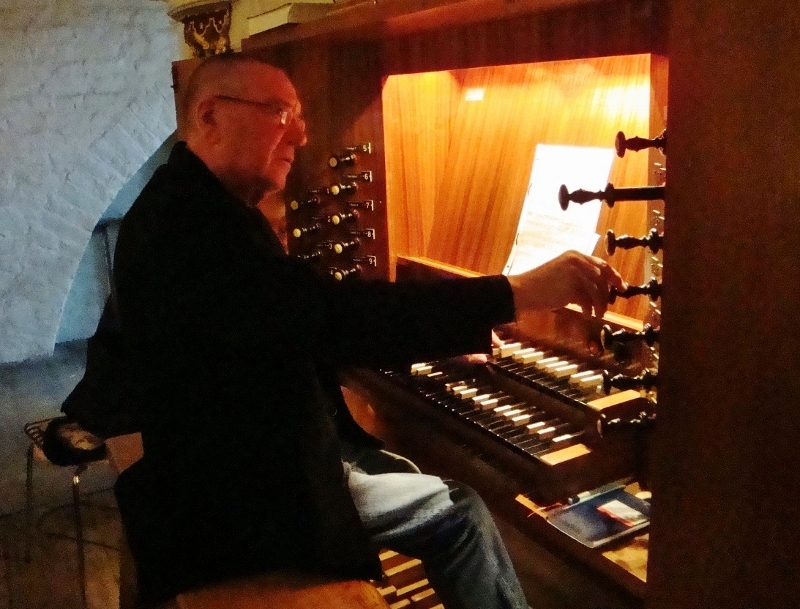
[569,370,598,385]
[544,359,570,373]
[511,413,533,426]
[472,393,494,402]
[534,356,561,369]
[447,382,470,393]
[577,373,604,389]
[551,363,579,378]
[478,398,500,410]
[498,342,523,357]
[534,426,557,440]
[493,405,515,414]
[517,350,546,364]
[510,347,537,360]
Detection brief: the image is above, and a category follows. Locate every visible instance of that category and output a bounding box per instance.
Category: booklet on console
[546,483,651,548]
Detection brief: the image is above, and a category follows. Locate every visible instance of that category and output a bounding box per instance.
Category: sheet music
[503,144,615,275]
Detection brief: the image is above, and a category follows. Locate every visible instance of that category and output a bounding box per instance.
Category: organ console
[171,1,800,606]
[258,45,666,602]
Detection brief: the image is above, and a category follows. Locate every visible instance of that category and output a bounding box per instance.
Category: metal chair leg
[72,463,88,609]
[24,443,34,563]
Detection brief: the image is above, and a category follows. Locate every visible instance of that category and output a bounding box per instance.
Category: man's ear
[194,97,218,136]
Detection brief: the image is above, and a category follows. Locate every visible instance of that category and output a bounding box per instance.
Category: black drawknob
[609,277,661,304]
[615,129,667,158]
[289,195,321,211]
[602,369,658,395]
[601,323,660,350]
[559,183,665,210]
[291,223,321,239]
[332,239,360,254]
[328,182,357,196]
[329,210,360,225]
[331,265,361,281]
[598,410,657,435]
[606,227,663,255]
[328,151,357,168]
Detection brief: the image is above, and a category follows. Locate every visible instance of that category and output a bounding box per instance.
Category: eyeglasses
[214,95,300,127]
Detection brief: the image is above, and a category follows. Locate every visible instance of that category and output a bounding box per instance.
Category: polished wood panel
[646,1,800,608]
[384,55,665,320]
[382,71,459,269]
[243,0,667,65]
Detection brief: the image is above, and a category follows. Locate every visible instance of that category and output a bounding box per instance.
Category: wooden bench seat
[106,434,393,609]
[159,571,391,609]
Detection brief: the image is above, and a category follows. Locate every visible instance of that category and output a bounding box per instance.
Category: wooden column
[647,1,800,607]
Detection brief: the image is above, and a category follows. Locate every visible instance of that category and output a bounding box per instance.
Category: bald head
[181,54,277,137]
[180,53,307,206]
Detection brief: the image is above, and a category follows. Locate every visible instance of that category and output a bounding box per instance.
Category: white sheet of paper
[503,144,615,275]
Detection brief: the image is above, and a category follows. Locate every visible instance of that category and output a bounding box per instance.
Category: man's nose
[287,117,307,147]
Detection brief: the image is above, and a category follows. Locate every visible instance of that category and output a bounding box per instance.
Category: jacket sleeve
[115,165,515,372]
[319,274,516,369]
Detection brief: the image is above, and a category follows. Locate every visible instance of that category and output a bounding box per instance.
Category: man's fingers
[572,268,607,318]
[590,254,627,291]
[575,254,626,317]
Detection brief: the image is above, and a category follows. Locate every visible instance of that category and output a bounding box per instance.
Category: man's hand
[506,250,626,319]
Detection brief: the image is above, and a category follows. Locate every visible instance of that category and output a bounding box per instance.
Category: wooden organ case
[176,0,800,607]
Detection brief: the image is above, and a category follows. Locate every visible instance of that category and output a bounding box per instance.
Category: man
[113,53,624,608]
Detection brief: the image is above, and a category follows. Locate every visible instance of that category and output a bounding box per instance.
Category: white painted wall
[0,0,178,363]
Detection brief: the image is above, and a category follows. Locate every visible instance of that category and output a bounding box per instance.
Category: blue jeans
[341,442,529,609]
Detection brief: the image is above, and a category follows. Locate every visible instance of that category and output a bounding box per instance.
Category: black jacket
[112,142,516,605]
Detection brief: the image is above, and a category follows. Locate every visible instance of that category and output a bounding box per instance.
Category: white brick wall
[0,0,177,363]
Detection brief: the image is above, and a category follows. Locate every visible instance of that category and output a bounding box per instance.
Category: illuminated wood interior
[383,53,667,322]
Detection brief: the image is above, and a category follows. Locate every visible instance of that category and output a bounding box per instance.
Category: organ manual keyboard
[376,338,651,504]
